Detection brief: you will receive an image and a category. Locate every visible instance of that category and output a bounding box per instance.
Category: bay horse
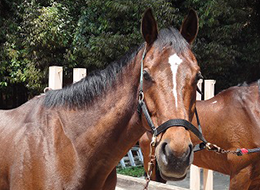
[139,80,260,190]
[0,9,201,190]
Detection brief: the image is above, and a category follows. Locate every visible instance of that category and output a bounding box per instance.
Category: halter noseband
[138,46,207,146]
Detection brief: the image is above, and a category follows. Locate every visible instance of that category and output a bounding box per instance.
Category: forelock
[154,27,190,53]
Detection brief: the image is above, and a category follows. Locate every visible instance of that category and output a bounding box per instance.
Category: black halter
[138,46,207,149]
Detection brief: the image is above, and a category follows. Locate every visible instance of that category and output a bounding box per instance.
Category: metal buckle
[139,91,144,102]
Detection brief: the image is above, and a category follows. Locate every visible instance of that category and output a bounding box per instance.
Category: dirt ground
[116,170,230,190]
[167,170,230,190]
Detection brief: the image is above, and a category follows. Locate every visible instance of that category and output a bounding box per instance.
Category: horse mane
[43,45,143,109]
[237,81,249,87]
[237,80,260,90]
[43,27,189,109]
[217,79,260,97]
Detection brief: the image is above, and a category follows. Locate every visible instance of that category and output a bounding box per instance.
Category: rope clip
[205,142,221,153]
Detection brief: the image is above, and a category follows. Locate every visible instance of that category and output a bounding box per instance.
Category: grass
[116,166,145,177]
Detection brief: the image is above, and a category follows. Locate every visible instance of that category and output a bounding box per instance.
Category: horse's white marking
[212,101,217,104]
[169,53,183,107]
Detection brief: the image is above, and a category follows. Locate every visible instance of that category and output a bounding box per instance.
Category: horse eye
[143,70,151,81]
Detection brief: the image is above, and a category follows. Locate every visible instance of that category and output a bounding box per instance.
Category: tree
[0,0,259,108]
[183,0,260,91]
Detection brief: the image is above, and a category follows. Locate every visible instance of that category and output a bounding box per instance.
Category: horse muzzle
[155,138,194,181]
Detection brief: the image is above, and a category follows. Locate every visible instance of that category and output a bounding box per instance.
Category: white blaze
[169,53,183,107]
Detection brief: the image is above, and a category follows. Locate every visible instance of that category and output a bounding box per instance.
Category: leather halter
[138,46,207,147]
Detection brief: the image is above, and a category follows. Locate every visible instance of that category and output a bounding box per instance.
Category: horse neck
[56,49,146,183]
[191,98,221,145]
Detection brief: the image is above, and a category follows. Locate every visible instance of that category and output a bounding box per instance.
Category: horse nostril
[186,144,193,157]
[159,141,170,165]
[161,141,168,156]
[189,144,193,152]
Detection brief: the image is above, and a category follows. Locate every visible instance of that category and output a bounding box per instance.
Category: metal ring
[150,134,157,147]
[139,91,144,102]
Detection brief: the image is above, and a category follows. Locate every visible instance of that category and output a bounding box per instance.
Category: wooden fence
[190,79,216,190]
[48,66,216,190]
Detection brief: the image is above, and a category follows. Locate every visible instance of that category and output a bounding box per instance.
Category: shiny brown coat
[140,81,260,190]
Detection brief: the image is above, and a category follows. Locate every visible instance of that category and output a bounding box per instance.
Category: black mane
[237,81,249,87]
[237,79,260,90]
[44,27,189,109]
[44,45,143,109]
[219,79,260,96]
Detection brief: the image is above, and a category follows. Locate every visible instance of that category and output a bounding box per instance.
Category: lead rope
[143,135,156,190]
[204,142,260,156]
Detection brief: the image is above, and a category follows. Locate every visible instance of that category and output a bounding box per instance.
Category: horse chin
[155,159,190,182]
[159,170,187,181]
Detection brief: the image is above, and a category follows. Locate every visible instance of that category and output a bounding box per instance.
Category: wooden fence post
[48,67,86,90]
[73,68,87,83]
[48,66,63,90]
[190,79,203,190]
[190,79,215,190]
[202,79,216,190]
[204,80,216,100]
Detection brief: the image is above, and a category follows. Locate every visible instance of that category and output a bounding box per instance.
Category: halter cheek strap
[139,46,147,93]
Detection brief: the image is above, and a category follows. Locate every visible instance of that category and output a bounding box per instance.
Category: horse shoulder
[0,96,83,189]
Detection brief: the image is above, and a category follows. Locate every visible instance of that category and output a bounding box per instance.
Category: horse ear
[141,8,158,46]
[180,9,199,44]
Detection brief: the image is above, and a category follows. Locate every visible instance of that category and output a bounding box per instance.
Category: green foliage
[71,0,177,68]
[176,0,260,91]
[23,2,72,50]
[0,0,259,106]
[194,0,260,90]
[117,166,145,177]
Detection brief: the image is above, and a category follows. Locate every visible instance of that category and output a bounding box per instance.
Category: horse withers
[140,80,260,190]
[0,9,201,190]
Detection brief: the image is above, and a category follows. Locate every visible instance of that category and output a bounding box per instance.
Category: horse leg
[102,168,117,190]
[229,166,252,190]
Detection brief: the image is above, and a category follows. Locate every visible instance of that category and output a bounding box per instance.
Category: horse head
[140,8,201,181]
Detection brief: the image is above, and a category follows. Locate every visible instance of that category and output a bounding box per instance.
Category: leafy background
[0,0,259,108]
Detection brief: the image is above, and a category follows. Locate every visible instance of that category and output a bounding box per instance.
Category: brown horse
[140,80,260,190]
[0,9,201,190]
